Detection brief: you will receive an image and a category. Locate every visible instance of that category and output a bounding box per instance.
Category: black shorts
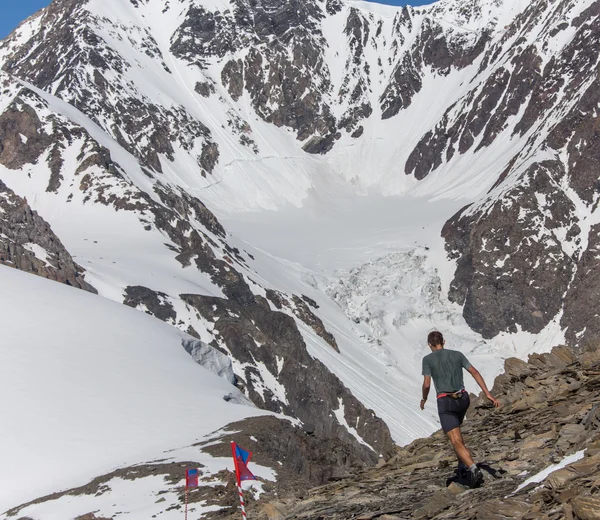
[437,392,470,433]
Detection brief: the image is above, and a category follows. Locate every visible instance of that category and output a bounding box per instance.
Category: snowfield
[221,193,565,441]
[0,265,268,513]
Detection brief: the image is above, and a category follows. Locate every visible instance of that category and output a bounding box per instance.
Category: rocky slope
[4,415,384,520]
[248,343,600,520]
[440,0,600,344]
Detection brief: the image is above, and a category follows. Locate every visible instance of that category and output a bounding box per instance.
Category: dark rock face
[326,0,343,16]
[405,0,598,180]
[123,286,176,323]
[199,142,220,174]
[221,59,244,101]
[380,52,423,121]
[171,6,237,61]
[443,161,577,338]
[405,46,539,180]
[0,180,96,293]
[180,293,394,461]
[336,8,373,133]
[242,44,335,143]
[432,0,600,342]
[562,226,600,345]
[290,294,339,352]
[172,0,337,144]
[266,289,339,352]
[0,103,51,170]
[380,17,488,121]
[302,134,336,155]
[262,344,600,520]
[545,72,600,205]
[152,182,225,239]
[202,416,384,494]
[194,80,215,98]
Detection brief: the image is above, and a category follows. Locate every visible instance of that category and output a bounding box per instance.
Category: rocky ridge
[439,0,600,343]
[249,343,600,520]
[0,0,500,171]
[0,180,96,292]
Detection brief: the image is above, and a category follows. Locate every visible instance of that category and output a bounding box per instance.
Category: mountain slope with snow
[0,66,395,469]
[0,264,263,512]
[2,0,600,513]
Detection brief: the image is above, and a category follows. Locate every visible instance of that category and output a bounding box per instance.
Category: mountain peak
[3,0,600,515]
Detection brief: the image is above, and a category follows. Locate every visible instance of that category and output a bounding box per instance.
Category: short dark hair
[428,331,444,347]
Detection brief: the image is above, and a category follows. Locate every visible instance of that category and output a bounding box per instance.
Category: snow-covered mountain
[0,264,264,512]
[2,0,600,514]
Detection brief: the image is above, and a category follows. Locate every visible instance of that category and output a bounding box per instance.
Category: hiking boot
[456,462,469,477]
[468,466,484,488]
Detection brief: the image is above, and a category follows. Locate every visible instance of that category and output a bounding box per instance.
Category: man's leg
[446,427,474,467]
[447,427,484,487]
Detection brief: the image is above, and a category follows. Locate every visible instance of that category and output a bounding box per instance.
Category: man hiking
[420,331,500,488]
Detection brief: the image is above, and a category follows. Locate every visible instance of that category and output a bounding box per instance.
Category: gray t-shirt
[422,348,472,394]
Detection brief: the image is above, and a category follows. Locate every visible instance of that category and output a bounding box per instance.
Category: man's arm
[467,365,500,407]
[420,375,431,410]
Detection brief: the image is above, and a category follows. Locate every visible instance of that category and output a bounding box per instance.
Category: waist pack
[437,390,466,399]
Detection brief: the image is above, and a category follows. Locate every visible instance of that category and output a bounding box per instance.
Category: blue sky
[0,1,50,39]
[0,0,434,40]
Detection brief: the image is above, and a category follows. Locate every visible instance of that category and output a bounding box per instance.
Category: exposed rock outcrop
[180,293,394,462]
[4,415,390,519]
[441,6,600,341]
[266,289,339,352]
[1,0,215,175]
[0,180,96,292]
[442,161,576,339]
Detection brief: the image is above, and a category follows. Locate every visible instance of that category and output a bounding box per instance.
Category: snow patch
[514,450,585,494]
[333,398,375,452]
[21,242,53,267]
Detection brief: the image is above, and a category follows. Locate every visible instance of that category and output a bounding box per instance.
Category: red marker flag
[186,468,199,487]
[231,441,257,485]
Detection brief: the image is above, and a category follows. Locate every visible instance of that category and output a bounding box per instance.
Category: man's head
[427,330,444,349]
